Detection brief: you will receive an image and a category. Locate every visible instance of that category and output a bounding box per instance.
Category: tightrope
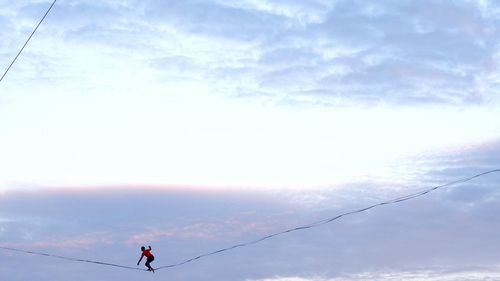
[1,169,499,272]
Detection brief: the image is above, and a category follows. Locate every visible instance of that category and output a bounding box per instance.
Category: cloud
[214,0,337,25]
[250,0,500,106]
[4,0,500,107]
[247,267,500,281]
[125,218,276,245]
[1,232,114,249]
[155,0,500,107]
[145,1,284,41]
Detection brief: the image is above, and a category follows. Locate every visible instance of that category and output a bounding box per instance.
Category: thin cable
[154,168,500,270]
[0,169,499,271]
[0,245,146,271]
[0,0,58,83]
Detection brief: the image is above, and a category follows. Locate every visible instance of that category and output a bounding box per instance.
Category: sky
[1,0,500,280]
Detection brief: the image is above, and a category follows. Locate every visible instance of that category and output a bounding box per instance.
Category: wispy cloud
[247,267,500,281]
[3,0,500,106]
[1,232,114,250]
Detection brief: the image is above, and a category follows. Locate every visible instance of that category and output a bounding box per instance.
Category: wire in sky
[0,245,146,271]
[0,0,58,83]
[154,168,500,270]
[0,169,499,272]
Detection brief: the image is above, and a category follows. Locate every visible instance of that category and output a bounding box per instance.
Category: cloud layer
[2,0,500,106]
[1,141,500,280]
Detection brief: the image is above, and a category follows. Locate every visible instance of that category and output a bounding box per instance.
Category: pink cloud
[0,232,114,250]
[125,223,221,245]
[125,216,288,245]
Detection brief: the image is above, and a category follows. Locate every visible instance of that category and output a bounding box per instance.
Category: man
[137,245,155,272]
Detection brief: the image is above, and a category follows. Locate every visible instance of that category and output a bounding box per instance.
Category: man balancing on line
[137,246,155,272]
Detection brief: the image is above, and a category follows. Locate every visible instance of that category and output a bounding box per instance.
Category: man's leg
[146,258,155,273]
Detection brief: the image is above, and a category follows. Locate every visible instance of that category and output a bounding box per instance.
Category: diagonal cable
[0,0,58,83]
[154,168,500,270]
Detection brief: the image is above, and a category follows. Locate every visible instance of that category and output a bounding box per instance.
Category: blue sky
[1,0,500,280]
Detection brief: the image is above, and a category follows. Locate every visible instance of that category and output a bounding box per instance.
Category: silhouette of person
[137,245,155,272]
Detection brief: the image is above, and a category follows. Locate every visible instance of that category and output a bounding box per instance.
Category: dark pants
[145,256,154,267]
